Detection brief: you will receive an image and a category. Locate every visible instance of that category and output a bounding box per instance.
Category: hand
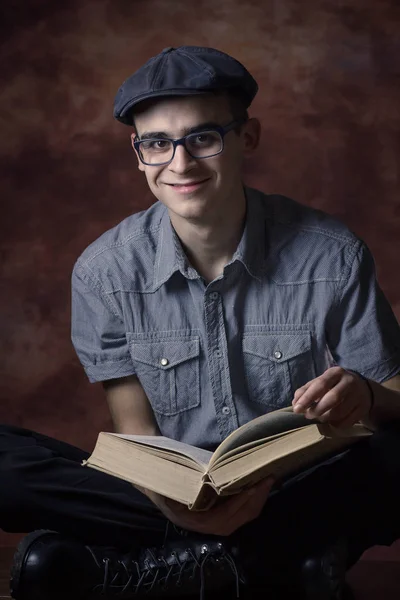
[292,366,373,427]
[139,477,274,536]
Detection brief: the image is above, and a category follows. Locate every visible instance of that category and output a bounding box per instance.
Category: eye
[153,140,169,149]
[141,139,170,151]
[193,134,212,144]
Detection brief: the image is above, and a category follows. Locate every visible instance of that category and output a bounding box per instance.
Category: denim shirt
[71,185,400,450]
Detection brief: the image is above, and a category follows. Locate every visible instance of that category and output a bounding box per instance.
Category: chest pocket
[242,331,316,409]
[128,335,200,416]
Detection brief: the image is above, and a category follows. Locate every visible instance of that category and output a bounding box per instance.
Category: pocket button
[274,351,283,360]
[160,358,169,366]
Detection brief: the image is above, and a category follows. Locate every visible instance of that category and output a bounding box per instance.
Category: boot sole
[10,530,55,599]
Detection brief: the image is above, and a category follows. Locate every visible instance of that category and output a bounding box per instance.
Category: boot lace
[94,544,241,599]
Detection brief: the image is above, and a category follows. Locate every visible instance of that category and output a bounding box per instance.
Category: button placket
[204,287,238,438]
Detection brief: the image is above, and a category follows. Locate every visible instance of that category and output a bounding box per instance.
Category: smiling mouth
[168,179,209,186]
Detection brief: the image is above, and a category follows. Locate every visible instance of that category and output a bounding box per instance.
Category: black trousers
[1,423,400,575]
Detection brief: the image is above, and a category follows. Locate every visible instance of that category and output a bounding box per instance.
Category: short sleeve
[326,241,400,382]
[71,263,135,383]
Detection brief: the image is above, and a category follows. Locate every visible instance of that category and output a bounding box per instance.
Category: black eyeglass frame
[133,117,248,166]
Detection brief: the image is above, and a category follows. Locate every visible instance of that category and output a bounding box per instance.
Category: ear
[130,132,145,171]
[241,118,261,155]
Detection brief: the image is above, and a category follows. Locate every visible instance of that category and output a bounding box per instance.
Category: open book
[84,407,372,510]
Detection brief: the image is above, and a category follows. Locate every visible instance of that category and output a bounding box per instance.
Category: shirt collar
[229,185,268,280]
[153,185,268,289]
[153,207,199,289]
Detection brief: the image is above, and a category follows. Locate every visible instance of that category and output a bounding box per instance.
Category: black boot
[300,538,355,600]
[242,538,355,599]
[10,530,242,600]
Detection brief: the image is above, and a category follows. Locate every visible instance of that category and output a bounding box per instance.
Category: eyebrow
[139,121,222,140]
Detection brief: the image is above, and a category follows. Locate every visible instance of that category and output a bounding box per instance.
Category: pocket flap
[243,332,312,363]
[130,337,200,370]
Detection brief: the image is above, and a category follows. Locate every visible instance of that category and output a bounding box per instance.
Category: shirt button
[222,406,231,415]
[215,348,222,358]
[274,351,283,360]
[160,358,169,366]
[210,292,219,300]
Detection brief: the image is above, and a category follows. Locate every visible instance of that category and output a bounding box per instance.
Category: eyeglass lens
[139,131,223,165]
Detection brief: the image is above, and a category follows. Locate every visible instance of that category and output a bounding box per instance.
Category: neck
[169,188,246,282]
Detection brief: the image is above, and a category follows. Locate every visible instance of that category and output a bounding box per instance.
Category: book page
[210,422,371,472]
[209,425,361,491]
[110,433,213,468]
[211,428,301,469]
[87,434,205,506]
[209,407,313,468]
[209,422,372,492]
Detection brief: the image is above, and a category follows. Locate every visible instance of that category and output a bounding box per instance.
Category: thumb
[249,476,275,496]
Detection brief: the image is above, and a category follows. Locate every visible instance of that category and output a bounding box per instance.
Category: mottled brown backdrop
[1,1,399,458]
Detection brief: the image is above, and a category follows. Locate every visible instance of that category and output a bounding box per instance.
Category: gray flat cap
[114,46,258,126]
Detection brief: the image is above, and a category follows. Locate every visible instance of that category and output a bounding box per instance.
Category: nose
[168,143,196,173]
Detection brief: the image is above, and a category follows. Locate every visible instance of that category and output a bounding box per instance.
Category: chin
[169,202,211,221]
[160,188,215,213]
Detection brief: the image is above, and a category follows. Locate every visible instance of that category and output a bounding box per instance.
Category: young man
[2,46,400,600]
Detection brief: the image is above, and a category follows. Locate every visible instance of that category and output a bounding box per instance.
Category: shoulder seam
[80,223,161,266]
[261,192,356,244]
[75,262,122,320]
[265,213,356,244]
[339,238,363,291]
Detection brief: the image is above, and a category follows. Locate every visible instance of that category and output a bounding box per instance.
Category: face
[131,93,260,225]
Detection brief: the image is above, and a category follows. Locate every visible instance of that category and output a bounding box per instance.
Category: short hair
[214,90,249,135]
[131,90,249,136]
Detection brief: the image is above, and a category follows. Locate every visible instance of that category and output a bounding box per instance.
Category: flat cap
[114,46,258,126]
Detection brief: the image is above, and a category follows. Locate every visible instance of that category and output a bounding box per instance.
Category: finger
[227,478,274,530]
[245,477,275,510]
[303,379,351,418]
[208,477,274,521]
[167,477,275,536]
[247,476,275,500]
[305,373,363,422]
[170,495,248,536]
[195,478,275,536]
[328,405,363,428]
[164,498,189,512]
[226,478,274,520]
[240,476,275,501]
[293,369,345,413]
[292,380,313,403]
[306,396,357,423]
[212,486,260,517]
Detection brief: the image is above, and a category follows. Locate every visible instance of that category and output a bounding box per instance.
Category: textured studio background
[1,0,400,454]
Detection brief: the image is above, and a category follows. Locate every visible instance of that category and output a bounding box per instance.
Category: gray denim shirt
[71,185,400,450]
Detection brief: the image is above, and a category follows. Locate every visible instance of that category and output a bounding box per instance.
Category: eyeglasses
[133,118,247,166]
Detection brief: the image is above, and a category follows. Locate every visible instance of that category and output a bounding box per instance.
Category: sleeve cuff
[84,359,136,383]
[358,355,400,383]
